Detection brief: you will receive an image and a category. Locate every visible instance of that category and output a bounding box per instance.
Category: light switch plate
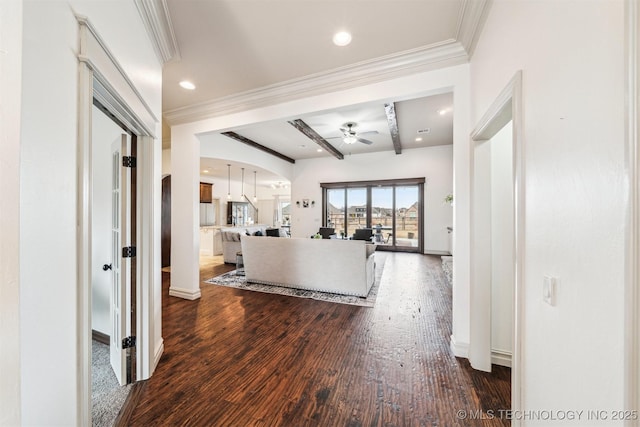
[543,276,557,306]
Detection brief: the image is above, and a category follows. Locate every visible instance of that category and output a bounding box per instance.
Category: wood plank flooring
[126,253,510,426]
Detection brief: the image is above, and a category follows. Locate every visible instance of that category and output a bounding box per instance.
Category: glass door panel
[346,188,367,238]
[395,186,419,248]
[371,186,393,245]
[327,188,345,238]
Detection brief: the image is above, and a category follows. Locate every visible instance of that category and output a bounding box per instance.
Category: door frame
[625,0,640,420]
[76,15,161,425]
[469,71,524,423]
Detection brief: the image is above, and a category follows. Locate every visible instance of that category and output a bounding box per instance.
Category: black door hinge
[122,156,137,168]
[122,246,136,258]
[122,336,136,349]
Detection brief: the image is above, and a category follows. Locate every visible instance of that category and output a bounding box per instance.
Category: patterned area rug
[204,253,386,307]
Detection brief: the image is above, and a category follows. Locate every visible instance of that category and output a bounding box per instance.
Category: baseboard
[153,338,164,372]
[92,329,110,345]
[169,286,202,300]
[424,250,451,256]
[491,349,512,368]
[450,335,469,358]
[114,379,147,427]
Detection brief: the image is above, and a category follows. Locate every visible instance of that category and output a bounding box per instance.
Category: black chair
[265,228,280,237]
[318,227,335,239]
[353,228,373,241]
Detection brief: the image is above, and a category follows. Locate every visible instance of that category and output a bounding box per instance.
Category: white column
[450,68,472,358]
[0,0,23,423]
[169,126,201,300]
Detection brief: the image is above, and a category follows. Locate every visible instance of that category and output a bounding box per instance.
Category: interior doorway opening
[90,101,138,425]
[469,70,523,423]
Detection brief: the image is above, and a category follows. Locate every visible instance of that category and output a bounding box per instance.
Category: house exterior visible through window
[320,178,424,252]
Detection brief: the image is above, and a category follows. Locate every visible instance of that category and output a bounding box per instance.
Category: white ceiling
[158,1,478,169]
[163,0,463,112]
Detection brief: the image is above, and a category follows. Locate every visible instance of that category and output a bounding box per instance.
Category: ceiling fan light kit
[344,135,358,144]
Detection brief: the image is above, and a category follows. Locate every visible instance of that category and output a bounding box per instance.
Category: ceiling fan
[327,122,378,145]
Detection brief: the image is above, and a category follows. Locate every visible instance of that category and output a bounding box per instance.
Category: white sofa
[240,236,376,297]
[220,226,267,263]
[220,225,288,263]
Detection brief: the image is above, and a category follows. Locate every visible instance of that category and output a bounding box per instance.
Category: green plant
[444,193,453,205]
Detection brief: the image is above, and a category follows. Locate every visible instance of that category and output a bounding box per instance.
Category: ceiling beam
[221,131,296,164]
[384,103,402,155]
[288,119,344,160]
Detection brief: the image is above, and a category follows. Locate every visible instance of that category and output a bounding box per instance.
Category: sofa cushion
[222,231,240,242]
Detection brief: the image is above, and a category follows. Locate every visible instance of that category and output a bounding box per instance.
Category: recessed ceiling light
[203,169,209,173]
[415,137,423,142]
[179,80,196,90]
[438,108,448,115]
[317,148,323,152]
[333,31,352,47]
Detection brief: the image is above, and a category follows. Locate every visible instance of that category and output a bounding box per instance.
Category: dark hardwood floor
[125,252,510,426]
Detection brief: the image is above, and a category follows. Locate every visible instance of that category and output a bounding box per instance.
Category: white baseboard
[153,338,164,372]
[169,286,202,300]
[424,250,451,256]
[491,349,512,368]
[450,336,512,368]
[450,335,469,358]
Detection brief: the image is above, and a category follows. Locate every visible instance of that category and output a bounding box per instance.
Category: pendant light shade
[241,167,245,197]
[253,170,257,202]
[226,164,231,200]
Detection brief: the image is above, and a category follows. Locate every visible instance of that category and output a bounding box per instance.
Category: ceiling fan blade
[325,136,343,140]
[357,130,379,136]
[357,138,374,145]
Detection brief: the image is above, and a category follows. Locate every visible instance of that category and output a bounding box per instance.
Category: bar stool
[236,251,245,276]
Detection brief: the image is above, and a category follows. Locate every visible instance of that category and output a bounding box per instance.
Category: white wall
[0,0,23,424]
[162,147,171,176]
[91,105,123,335]
[291,145,453,253]
[471,0,625,420]
[490,122,513,358]
[19,2,161,424]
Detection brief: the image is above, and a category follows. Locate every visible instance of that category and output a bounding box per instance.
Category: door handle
[102,264,112,271]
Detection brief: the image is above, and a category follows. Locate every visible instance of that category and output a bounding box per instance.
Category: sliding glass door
[322,178,423,252]
[371,186,393,244]
[347,187,367,238]
[394,185,420,249]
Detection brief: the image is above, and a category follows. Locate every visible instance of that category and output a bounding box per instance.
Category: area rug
[204,253,386,307]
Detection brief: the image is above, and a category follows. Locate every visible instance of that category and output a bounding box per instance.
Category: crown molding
[134,0,180,64]
[164,40,468,125]
[456,0,493,58]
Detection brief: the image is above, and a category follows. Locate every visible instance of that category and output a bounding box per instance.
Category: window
[321,178,424,252]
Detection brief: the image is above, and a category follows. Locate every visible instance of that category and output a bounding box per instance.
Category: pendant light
[241,167,245,198]
[226,164,231,200]
[253,170,257,202]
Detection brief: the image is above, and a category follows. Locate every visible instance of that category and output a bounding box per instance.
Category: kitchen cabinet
[199,226,223,256]
[199,182,213,203]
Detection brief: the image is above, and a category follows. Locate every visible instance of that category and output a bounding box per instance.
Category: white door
[110,134,131,386]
